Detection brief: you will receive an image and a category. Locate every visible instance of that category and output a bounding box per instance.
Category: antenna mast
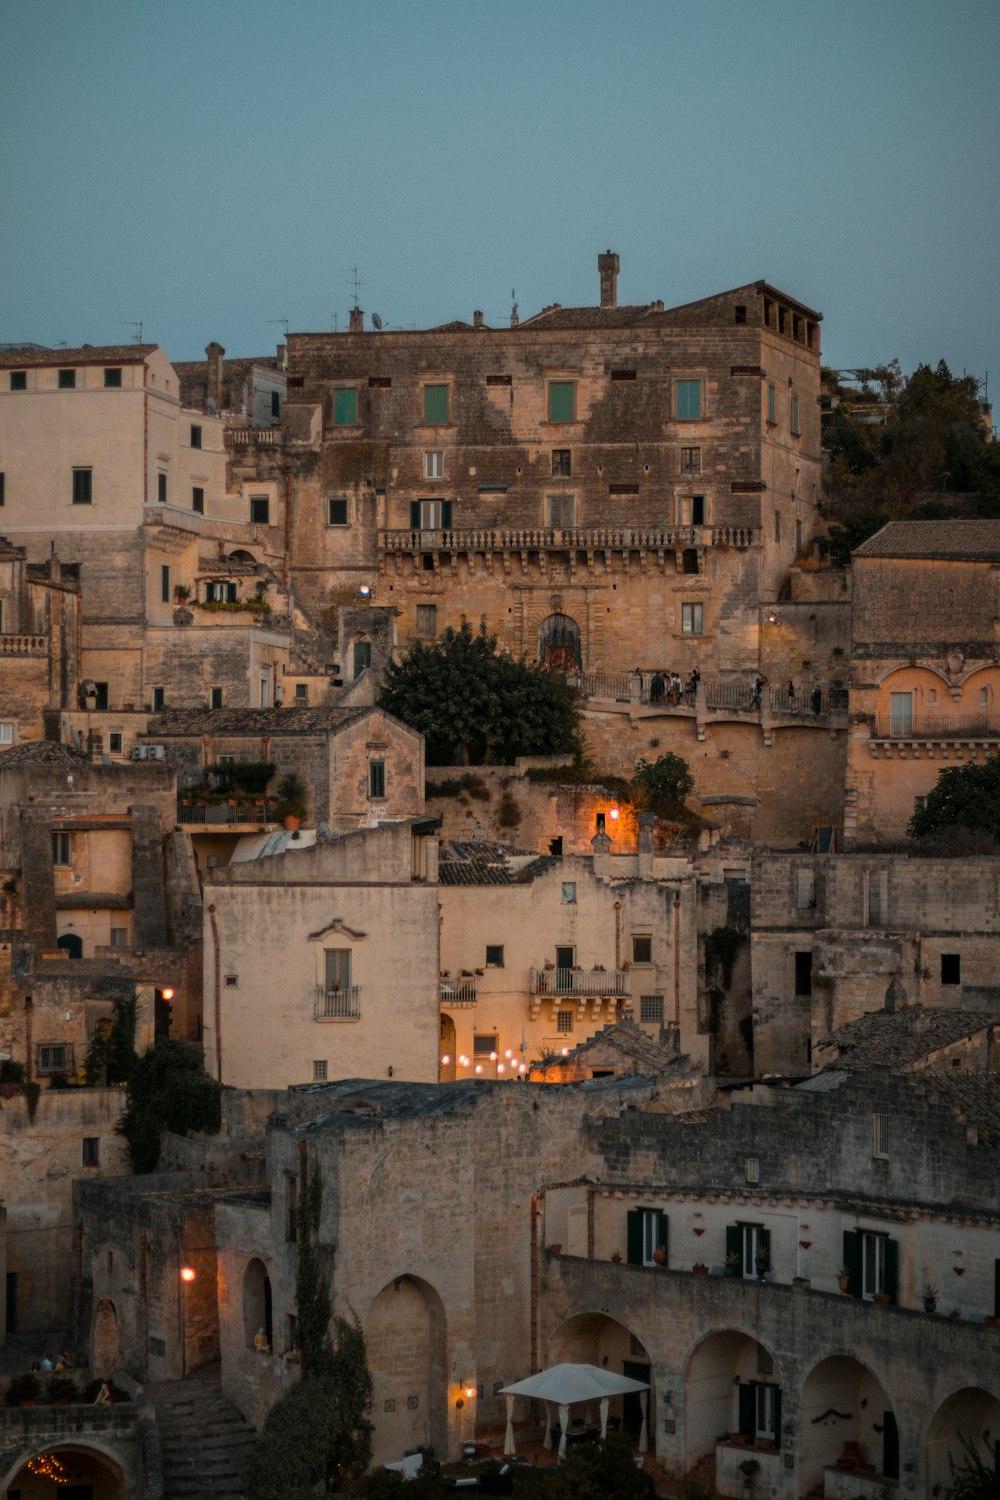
[121,319,143,344]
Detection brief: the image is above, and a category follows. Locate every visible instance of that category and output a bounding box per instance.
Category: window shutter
[756,1227,771,1274]
[410,501,421,529]
[441,500,452,528]
[843,1229,862,1298]
[726,1224,741,1265]
[655,1211,668,1259]
[737,1383,755,1440]
[995,1258,1000,1318]
[773,1387,782,1441]
[884,1237,899,1305]
[626,1210,643,1266]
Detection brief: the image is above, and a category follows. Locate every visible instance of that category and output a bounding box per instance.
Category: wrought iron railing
[177,800,277,824]
[579,671,634,701]
[530,967,630,998]
[313,985,361,1020]
[875,713,1000,739]
[439,975,478,1006]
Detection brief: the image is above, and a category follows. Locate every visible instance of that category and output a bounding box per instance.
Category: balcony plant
[725,1250,742,1277]
[275,772,307,829]
[922,1281,939,1313]
[6,1372,40,1407]
[837,1264,851,1294]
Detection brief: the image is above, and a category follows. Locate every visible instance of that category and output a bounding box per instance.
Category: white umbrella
[500,1363,650,1458]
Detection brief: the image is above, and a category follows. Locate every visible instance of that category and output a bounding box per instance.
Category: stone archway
[242,1257,273,1351]
[799,1354,897,1492]
[549,1312,654,1449]
[683,1330,782,1469]
[4,1443,128,1499]
[57,931,83,959]
[92,1296,120,1379]
[366,1275,448,1467]
[538,613,581,672]
[926,1385,1000,1494]
[439,1014,457,1081]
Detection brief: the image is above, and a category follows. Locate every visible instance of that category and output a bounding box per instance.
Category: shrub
[497,791,521,828]
[118,1039,221,1172]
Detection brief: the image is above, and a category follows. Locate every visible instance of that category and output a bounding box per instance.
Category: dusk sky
[3,0,998,396]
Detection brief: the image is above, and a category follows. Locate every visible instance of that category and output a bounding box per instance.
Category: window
[561,882,576,904]
[640,994,663,1024]
[207,580,237,602]
[627,1207,668,1267]
[555,945,575,972]
[0,472,4,505]
[192,486,204,514]
[286,1173,298,1242]
[727,1222,770,1279]
[324,949,352,994]
[794,951,813,996]
[37,1042,73,1074]
[72,468,93,505]
[842,1228,898,1302]
[334,388,358,425]
[58,369,76,389]
[556,1010,574,1033]
[680,446,701,475]
[210,687,223,709]
[548,381,575,423]
[415,604,437,638]
[110,926,128,948]
[160,565,170,603]
[941,953,961,985]
[82,1137,100,1166]
[368,759,386,799]
[0,722,13,745]
[108,732,123,755]
[774,509,781,543]
[423,384,448,424]
[224,973,239,988]
[250,496,270,525]
[52,832,72,866]
[190,424,202,449]
[682,548,699,575]
[410,499,452,530]
[157,472,167,504]
[552,449,572,477]
[424,450,444,479]
[271,390,280,417]
[353,640,372,674]
[295,684,308,703]
[889,691,913,735]
[313,1060,328,1082]
[473,1033,497,1057]
[872,1113,889,1160]
[675,379,702,420]
[767,382,776,423]
[328,498,348,526]
[546,494,575,528]
[681,602,703,635]
[485,945,504,968]
[104,368,122,388]
[632,935,652,965]
[10,371,27,390]
[734,304,747,324]
[152,687,165,711]
[745,1155,760,1184]
[795,869,816,909]
[791,395,800,434]
[611,368,636,381]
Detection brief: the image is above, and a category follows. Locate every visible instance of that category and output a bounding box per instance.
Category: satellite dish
[372,313,383,331]
[206,397,217,414]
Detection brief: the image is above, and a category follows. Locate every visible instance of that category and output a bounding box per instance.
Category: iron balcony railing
[875,713,1000,740]
[530,967,631,998]
[379,524,759,554]
[704,682,848,715]
[177,800,277,825]
[439,975,478,1006]
[314,985,361,1020]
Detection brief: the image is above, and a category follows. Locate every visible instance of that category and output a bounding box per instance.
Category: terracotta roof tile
[854,520,1000,562]
[438,838,558,886]
[817,1007,1000,1069]
[146,707,369,737]
[0,741,89,768]
[0,344,158,368]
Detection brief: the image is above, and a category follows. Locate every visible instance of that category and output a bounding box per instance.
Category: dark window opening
[72,468,93,505]
[552,449,572,477]
[795,951,813,996]
[250,496,270,525]
[152,687,165,711]
[632,935,652,965]
[486,374,512,387]
[271,390,281,416]
[58,368,76,389]
[10,371,27,391]
[941,953,961,985]
[611,369,636,381]
[734,305,747,324]
[328,498,348,525]
[485,945,504,968]
[190,424,202,449]
[691,495,705,525]
[682,548,699,574]
[157,472,167,503]
[104,368,122,388]
[192,486,204,513]
[211,687,223,709]
[160,565,170,603]
[368,376,392,388]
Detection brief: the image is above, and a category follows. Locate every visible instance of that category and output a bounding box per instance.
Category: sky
[2,0,998,395]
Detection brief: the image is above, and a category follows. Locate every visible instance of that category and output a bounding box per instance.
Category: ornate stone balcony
[378,524,759,562]
[0,633,47,656]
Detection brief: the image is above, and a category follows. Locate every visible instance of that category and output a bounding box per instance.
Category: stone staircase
[145,1364,256,1499]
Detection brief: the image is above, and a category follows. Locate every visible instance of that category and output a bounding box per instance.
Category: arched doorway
[366,1275,448,1467]
[243,1257,273,1352]
[927,1386,1000,1494]
[58,932,83,959]
[538,614,581,672]
[549,1312,653,1450]
[5,1443,127,1499]
[800,1355,897,1492]
[683,1331,781,1469]
[439,1014,457,1081]
[92,1297,120,1379]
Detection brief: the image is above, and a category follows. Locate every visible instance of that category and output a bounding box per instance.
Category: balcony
[439,974,477,1007]
[875,712,1000,740]
[0,633,48,657]
[313,985,361,1020]
[178,799,277,826]
[378,524,759,561]
[530,967,630,998]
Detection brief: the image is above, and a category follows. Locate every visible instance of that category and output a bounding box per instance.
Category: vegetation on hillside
[118,1038,222,1172]
[907,758,1000,854]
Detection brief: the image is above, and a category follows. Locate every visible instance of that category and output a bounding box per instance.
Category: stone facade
[0,539,80,747]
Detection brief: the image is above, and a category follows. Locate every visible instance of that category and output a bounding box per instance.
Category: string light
[28,1453,70,1484]
[440,1054,451,1065]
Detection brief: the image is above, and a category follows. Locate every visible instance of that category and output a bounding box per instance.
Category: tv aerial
[121,319,143,344]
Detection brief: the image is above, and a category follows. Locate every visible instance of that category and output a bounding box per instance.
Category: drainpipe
[282,469,292,591]
[614,900,622,971]
[24,996,33,1083]
[530,1193,540,1373]
[207,904,222,1080]
[673,893,682,1030]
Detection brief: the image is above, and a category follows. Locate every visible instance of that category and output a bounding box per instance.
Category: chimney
[598,250,620,308]
[473,309,484,328]
[205,342,225,411]
[349,307,364,333]
[637,811,654,878]
[592,818,611,879]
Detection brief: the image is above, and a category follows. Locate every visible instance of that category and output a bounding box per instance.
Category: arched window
[243,1258,273,1351]
[538,614,581,672]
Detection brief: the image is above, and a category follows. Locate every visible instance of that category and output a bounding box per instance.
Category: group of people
[31,1349,73,1372]
[645,666,700,705]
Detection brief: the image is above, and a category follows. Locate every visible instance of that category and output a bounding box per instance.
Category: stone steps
[146,1366,256,1500]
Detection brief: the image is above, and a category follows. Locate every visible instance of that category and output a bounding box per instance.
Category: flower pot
[923,1298,937,1314]
[692,1263,709,1275]
[282,814,301,831]
[837,1275,850,1294]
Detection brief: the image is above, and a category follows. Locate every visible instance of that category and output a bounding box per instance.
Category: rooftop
[145,706,370,737]
[438,838,559,886]
[817,1006,1000,1070]
[0,343,158,369]
[854,519,1000,562]
[0,740,90,769]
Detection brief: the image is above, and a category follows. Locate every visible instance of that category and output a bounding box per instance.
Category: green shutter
[441,500,452,528]
[843,1229,862,1298]
[756,1226,771,1275]
[655,1211,668,1260]
[549,382,575,422]
[424,385,448,424]
[626,1210,643,1265]
[884,1237,899,1305]
[737,1383,755,1439]
[773,1387,782,1443]
[995,1259,1000,1318]
[677,380,702,420]
[726,1223,741,1272]
[410,501,421,529]
[334,388,357,425]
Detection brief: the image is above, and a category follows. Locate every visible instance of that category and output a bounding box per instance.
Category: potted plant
[837,1264,851,1294]
[652,1247,667,1267]
[725,1250,742,1278]
[755,1251,770,1281]
[873,1290,890,1306]
[922,1281,939,1314]
[692,1261,709,1275]
[48,1375,79,1405]
[274,772,307,829]
[6,1372,40,1407]
[738,1457,760,1487]
[610,1250,623,1263]
[173,584,191,603]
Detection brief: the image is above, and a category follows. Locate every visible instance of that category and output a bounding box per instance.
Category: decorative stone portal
[538,614,581,672]
[366,1275,447,1467]
[683,1330,782,1470]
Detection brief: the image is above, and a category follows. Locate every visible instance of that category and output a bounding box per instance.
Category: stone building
[844,519,1000,846]
[70,1069,1000,1496]
[749,848,1000,1077]
[0,538,80,747]
[175,341,287,429]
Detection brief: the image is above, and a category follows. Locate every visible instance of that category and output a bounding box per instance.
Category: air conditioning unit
[131,746,147,761]
[146,744,166,761]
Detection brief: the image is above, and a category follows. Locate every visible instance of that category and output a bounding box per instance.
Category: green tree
[632,753,694,816]
[907,758,1000,850]
[84,992,137,1086]
[118,1039,222,1172]
[543,1431,656,1500]
[378,617,579,766]
[943,1434,1000,1500]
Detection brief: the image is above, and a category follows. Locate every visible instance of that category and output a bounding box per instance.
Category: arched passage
[549,1312,653,1447]
[243,1257,273,1351]
[91,1296,120,1379]
[439,1014,457,1081]
[800,1355,897,1492]
[57,932,83,959]
[538,613,581,672]
[366,1275,448,1468]
[683,1330,782,1468]
[4,1442,127,1499]
[927,1385,1000,1494]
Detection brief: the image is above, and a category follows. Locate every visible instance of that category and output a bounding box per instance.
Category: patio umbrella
[500,1362,650,1459]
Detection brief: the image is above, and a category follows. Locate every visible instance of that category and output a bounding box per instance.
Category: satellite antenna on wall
[372,313,383,331]
[206,397,217,414]
[121,319,143,344]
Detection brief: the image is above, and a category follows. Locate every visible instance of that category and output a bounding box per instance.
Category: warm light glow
[561,1048,570,1057]
[497,1064,505,1074]
[489,1051,498,1061]
[358,584,372,597]
[504,1049,513,1059]
[608,806,620,821]
[440,1055,451,1065]
[519,1064,527,1074]
[161,987,175,1001]
[180,1266,197,1282]
[474,1064,483,1075]
[458,1054,469,1066]
[463,1381,476,1399]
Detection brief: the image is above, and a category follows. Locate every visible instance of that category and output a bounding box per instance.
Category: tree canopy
[378,618,580,765]
[118,1038,222,1172]
[907,757,1000,852]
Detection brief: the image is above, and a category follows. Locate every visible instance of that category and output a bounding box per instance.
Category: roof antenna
[121,319,143,344]
[267,318,289,338]
[340,266,366,308]
[510,289,519,327]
